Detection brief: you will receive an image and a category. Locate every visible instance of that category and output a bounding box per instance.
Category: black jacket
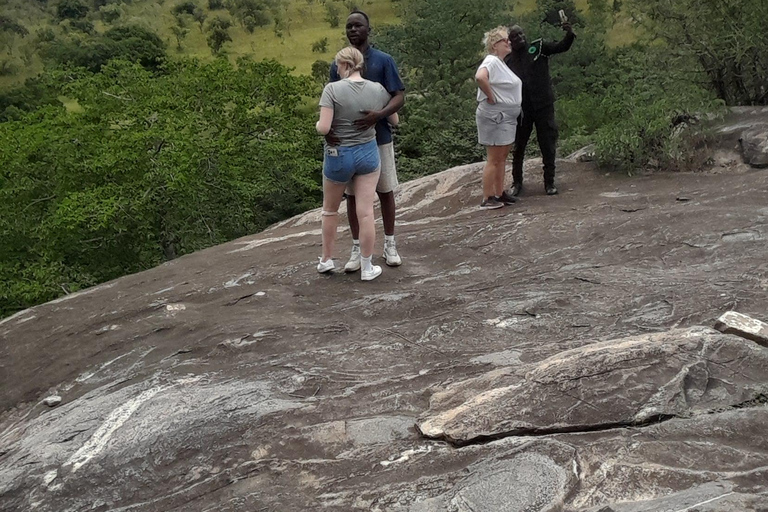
[504,31,575,112]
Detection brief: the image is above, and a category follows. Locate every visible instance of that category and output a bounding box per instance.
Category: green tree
[227,0,274,31]
[323,2,340,28]
[40,25,167,72]
[375,0,509,178]
[0,16,29,57]
[0,58,322,317]
[171,25,189,51]
[625,0,768,105]
[206,16,232,54]
[311,58,329,83]
[56,0,90,20]
[311,37,328,53]
[172,1,198,16]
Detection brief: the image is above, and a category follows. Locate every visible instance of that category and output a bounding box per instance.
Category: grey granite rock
[740,124,768,167]
[2,152,768,511]
[714,310,768,347]
[418,327,768,445]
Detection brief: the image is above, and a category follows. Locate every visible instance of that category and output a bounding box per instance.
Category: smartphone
[558,9,568,23]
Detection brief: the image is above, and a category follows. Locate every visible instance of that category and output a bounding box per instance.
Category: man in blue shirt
[329,10,406,271]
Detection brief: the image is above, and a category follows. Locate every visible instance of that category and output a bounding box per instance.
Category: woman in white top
[475,26,523,210]
[315,47,399,281]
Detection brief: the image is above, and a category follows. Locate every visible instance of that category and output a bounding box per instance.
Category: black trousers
[512,104,558,186]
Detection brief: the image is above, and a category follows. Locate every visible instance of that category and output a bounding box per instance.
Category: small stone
[43,396,62,407]
[714,311,768,347]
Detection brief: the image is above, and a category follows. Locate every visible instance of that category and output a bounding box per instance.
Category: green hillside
[0,0,399,90]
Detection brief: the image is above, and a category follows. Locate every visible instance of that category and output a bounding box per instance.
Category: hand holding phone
[558,9,568,24]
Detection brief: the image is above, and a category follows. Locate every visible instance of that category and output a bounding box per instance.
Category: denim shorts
[323,139,380,184]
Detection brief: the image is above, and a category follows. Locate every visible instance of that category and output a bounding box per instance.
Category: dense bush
[311,59,329,83]
[377,0,509,178]
[626,0,768,106]
[206,16,232,54]
[227,0,273,31]
[0,58,323,317]
[0,75,62,122]
[172,1,198,16]
[40,25,166,72]
[56,0,90,20]
[311,37,328,53]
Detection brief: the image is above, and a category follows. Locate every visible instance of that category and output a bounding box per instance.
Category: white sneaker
[344,244,361,272]
[384,241,402,267]
[317,257,335,273]
[361,265,382,281]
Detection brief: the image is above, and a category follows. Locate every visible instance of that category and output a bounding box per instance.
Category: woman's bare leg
[321,178,348,261]
[485,144,512,198]
[350,169,381,258]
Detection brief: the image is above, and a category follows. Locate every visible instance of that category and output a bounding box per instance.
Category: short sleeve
[478,55,495,74]
[377,83,391,109]
[381,55,405,94]
[319,83,335,109]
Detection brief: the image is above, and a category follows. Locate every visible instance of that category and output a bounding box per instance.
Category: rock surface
[740,124,768,168]
[715,310,768,347]
[418,326,768,445]
[2,135,768,510]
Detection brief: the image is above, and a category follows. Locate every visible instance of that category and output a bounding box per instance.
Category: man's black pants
[512,104,558,187]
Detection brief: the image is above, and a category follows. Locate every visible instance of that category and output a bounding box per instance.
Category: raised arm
[543,22,576,56]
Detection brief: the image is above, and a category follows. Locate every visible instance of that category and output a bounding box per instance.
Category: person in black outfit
[505,22,575,196]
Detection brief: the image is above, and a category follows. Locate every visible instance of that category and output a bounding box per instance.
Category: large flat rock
[3,158,768,511]
[418,327,768,445]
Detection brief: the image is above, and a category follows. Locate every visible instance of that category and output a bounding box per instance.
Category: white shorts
[346,142,398,195]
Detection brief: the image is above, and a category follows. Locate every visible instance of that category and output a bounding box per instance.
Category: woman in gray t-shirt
[315,47,399,282]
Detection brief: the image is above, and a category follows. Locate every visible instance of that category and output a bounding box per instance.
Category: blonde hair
[335,46,364,78]
[482,26,509,55]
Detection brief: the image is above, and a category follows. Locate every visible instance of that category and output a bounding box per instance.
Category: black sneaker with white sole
[497,190,517,205]
[480,197,504,210]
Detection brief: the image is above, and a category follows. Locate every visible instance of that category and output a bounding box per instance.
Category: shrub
[0,59,322,316]
[311,37,328,53]
[41,25,166,72]
[206,16,232,54]
[172,1,197,16]
[324,2,340,28]
[56,0,90,20]
[99,4,122,23]
[311,59,329,83]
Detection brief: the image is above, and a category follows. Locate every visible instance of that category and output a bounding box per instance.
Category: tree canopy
[0,58,322,316]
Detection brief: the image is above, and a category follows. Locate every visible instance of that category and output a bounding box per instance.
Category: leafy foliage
[323,2,340,28]
[625,0,768,105]
[376,0,509,178]
[206,16,233,54]
[56,0,90,20]
[311,37,328,53]
[226,0,275,32]
[0,58,323,316]
[310,58,329,83]
[40,25,167,72]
